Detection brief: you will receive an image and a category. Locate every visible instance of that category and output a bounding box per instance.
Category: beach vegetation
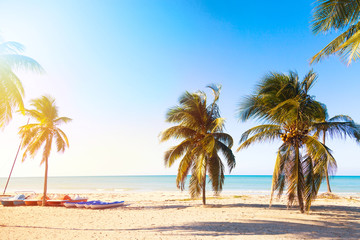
[312,113,360,192]
[237,70,333,213]
[160,84,235,205]
[0,38,43,128]
[18,95,71,206]
[311,0,360,65]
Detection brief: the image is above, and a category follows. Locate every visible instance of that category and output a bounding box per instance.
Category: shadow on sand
[1,202,359,239]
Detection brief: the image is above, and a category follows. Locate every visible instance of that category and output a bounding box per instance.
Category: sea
[0,175,359,195]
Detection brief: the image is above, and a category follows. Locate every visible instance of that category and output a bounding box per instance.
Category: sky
[0,0,359,177]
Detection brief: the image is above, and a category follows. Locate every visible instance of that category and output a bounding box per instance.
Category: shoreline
[1,192,359,239]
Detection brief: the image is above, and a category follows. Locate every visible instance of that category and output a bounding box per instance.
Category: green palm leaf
[311,0,360,64]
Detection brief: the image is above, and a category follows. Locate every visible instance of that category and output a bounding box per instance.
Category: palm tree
[311,0,360,65]
[0,39,43,128]
[312,113,360,192]
[19,96,71,206]
[160,84,235,205]
[237,71,334,213]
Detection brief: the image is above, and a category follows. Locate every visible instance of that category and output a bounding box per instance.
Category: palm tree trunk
[3,119,30,195]
[202,164,207,205]
[295,142,304,213]
[3,142,23,195]
[42,157,48,206]
[202,177,206,205]
[322,131,332,193]
[325,168,332,193]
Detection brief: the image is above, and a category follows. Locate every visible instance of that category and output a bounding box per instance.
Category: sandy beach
[1,192,359,240]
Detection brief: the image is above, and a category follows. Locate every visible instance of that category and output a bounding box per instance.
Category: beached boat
[75,202,88,208]
[63,202,78,208]
[90,201,125,209]
[84,201,103,209]
[24,194,48,206]
[24,199,40,206]
[46,194,72,206]
[0,195,12,206]
[1,194,26,206]
[61,197,88,206]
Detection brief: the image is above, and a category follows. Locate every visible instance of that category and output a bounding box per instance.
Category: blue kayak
[90,201,125,209]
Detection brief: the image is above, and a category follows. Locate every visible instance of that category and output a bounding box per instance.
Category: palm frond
[303,135,336,173]
[237,125,282,151]
[213,132,233,148]
[0,54,43,73]
[310,21,360,64]
[176,152,193,190]
[0,41,25,54]
[312,0,360,33]
[164,140,192,167]
[189,173,202,198]
[54,117,72,125]
[270,143,290,206]
[215,140,236,171]
[207,152,224,194]
[303,156,323,211]
[159,126,196,142]
[54,131,66,152]
[210,117,225,133]
[55,128,70,147]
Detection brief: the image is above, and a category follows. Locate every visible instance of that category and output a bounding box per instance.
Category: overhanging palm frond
[54,117,72,125]
[238,125,282,151]
[189,171,202,198]
[210,118,225,133]
[311,1,360,64]
[160,126,196,142]
[270,143,291,206]
[303,155,322,211]
[164,140,192,167]
[303,135,335,173]
[176,151,193,190]
[207,152,224,194]
[215,140,236,171]
[237,95,269,122]
[0,54,44,73]
[0,41,25,54]
[213,132,233,148]
[54,131,66,152]
[166,107,201,130]
[0,39,42,128]
[312,0,360,34]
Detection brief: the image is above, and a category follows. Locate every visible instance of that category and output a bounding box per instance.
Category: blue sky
[0,0,359,177]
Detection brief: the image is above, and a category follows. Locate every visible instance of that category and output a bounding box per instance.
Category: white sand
[1,192,359,239]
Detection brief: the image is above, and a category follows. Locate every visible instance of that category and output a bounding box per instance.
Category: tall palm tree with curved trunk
[19,96,71,206]
[311,0,360,65]
[160,84,235,205]
[312,113,360,192]
[0,39,43,128]
[238,71,334,213]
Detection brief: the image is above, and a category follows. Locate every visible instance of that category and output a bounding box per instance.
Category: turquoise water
[0,175,359,194]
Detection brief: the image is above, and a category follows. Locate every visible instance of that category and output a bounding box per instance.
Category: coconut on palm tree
[237,71,334,213]
[312,113,360,192]
[19,96,71,206]
[160,84,235,205]
[0,39,43,128]
[311,0,360,65]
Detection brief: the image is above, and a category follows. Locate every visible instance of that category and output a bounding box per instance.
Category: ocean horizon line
[2,174,359,178]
